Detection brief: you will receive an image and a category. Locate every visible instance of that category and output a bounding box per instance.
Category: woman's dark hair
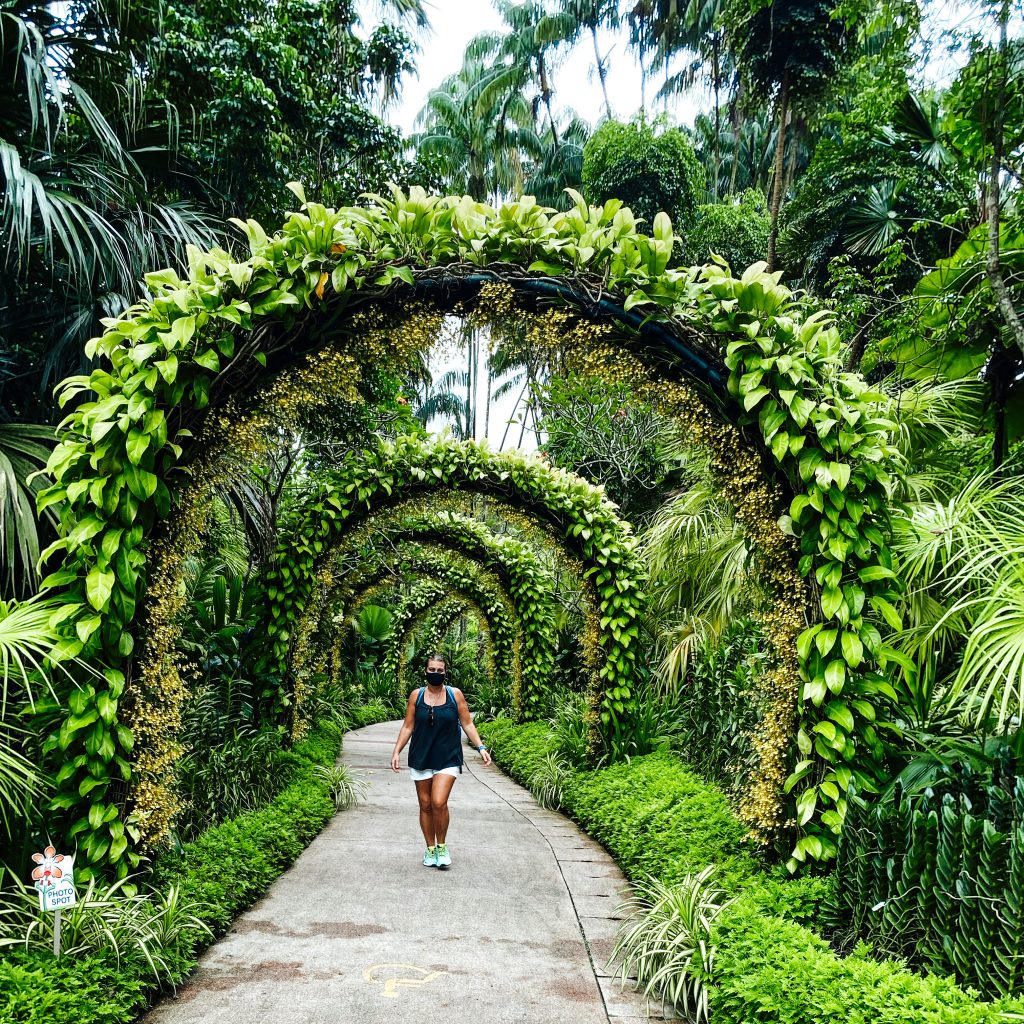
[425,652,447,669]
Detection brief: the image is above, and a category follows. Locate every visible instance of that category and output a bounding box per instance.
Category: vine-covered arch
[281,505,576,719]
[373,575,512,696]
[296,539,539,726]
[401,597,479,679]
[40,187,902,875]
[381,588,493,694]
[259,439,645,743]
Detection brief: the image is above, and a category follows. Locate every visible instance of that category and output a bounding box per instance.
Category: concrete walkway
[145,721,679,1023]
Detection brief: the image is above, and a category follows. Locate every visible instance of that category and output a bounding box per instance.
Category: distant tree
[538,376,677,523]
[683,190,771,270]
[723,0,859,269]
[628,0,733,198]
[414,58,542,201]
[582,118,705,229]
[466,0,563,147]
[537,1,620,119]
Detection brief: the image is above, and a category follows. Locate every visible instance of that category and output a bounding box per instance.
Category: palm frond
[0,423,56,597]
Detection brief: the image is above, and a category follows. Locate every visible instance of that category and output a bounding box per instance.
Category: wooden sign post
[31,846,76,958]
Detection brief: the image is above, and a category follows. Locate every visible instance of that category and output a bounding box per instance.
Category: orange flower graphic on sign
[31,846,66,887]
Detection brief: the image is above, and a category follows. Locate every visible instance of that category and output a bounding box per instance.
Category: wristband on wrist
[478,744,487,752]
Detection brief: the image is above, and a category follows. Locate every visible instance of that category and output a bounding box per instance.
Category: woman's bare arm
[390,691,418,771]
[455,689,492,765]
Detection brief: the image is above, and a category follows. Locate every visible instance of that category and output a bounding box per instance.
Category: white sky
[387,2,705,137]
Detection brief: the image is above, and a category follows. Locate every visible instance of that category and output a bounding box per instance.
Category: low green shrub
[0,717,357,1024]
[712,897,1018,1024]
[568,751,761,893]
[347,699,398,728]
[480,718,1024,1022]
[478,719,551,783]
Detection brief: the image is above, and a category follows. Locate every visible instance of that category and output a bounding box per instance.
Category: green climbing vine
[298,545,524,731]
[260,438,645,755]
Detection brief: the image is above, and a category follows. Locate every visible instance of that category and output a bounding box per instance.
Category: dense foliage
[832,762,1024,1000]
[1,0,1023,1014]
[582,118,705,229]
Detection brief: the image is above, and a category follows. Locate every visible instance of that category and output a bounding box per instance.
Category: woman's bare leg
[415,779,435,846]
[430,773,457,844]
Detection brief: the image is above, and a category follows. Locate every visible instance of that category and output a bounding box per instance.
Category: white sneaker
[435,843,451,869]
[423,846,437,867]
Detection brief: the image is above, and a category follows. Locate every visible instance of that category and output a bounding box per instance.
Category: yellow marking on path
[363,963,449,998]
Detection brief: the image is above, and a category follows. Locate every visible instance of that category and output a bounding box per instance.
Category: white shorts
[409,766,461,782]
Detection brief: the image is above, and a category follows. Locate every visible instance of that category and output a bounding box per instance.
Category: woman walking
[390,653,492,869]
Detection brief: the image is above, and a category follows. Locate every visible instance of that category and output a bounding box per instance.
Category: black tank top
[408,686,463,772]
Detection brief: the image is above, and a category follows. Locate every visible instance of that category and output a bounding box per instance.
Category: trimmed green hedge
[479,719,1024,1023]
[0,709,393,1024]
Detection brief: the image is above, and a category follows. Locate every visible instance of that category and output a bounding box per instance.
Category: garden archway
[281,504,579,722]
[40,187,902,874]
[392,596,490,691]
[296,543,533,734]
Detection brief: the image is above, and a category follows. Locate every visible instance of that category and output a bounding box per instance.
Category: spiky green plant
[0,423,57,598]
[609,868,730,1022]
[0,596,90,836]
[527,751,574,811]
[314,763,368,810]
[642,473,753,691]
[0,869,211,982]
[547,691,590,768]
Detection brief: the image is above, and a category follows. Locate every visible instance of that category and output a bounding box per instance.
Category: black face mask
[425,669,446,685]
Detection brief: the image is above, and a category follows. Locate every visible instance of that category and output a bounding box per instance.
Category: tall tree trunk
[501,379,529,449]
[471,331,480,440]
[590,24,612,118]
[985,0,1024,359]
[483,345,492,442]
[465,330,474,441]
[639,42,647,109]
[729,79,743,198]
[784,116,800,194]
[539,55,559,149]
[986,346,1018,471]
[844,310,871,372]
[712,35,721,201]
[767,74,789,272]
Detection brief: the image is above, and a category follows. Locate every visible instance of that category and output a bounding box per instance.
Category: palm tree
[414,57,543,202]
[723,0,857,269]
[0,595,91,840]
[642,471,754,690]
[525,117,591,209]
[415,369,471,438]
[0,3,224,409]
[0,423,57,598]
[537,0,621,120]
[630,0,733,199]
[465,0,564,148]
